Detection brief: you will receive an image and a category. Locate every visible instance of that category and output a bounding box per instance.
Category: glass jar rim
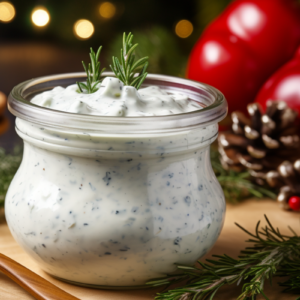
[8,72,227,133]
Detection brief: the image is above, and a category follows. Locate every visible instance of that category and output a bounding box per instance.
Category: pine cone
[218,101,300,184]
[266,160,300,210]
[0,91,6,116]
[0,91,8,136]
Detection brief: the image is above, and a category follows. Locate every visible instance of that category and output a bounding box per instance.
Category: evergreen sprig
[110,32,149,89]
[278,259,300,296]
[77,46,105,94]
[148,216,300,300]
[0,147,277,208]
[0,147,22,207]
[210,148,276,203]
[147,216,300,300]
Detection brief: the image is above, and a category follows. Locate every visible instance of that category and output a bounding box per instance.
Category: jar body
[5,120,225,287]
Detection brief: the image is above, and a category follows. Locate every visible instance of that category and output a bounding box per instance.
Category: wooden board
[0,199,299,300]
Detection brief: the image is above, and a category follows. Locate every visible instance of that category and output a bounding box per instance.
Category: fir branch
[278,259,300,294]
[210,148,276,203]
[110,32,148,89]
[147,215,300,300]
[0,147,23,208]
[77,46,105,94]
[0,147,276,208]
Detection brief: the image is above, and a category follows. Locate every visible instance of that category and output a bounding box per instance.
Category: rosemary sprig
[110,32,149,89]
[210,148,276,202]
[77,46,105,94]
[147,215,300,300]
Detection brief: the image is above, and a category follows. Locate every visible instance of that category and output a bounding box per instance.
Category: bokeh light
[175,20,193,38]
[74,19,94,40]
[99,2,116,19]
[31,7,50,27]
[0,2,15,23]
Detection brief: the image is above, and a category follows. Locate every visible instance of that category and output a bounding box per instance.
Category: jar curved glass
[8,72,227,133]
[5,73,227,288]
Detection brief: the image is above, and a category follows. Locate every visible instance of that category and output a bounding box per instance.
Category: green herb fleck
[77,46,105,94]
[110,32,148,89]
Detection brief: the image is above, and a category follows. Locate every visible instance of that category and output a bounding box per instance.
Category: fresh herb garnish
[77,46,105,94]
[110,32,149,89]
[147,215,300,300]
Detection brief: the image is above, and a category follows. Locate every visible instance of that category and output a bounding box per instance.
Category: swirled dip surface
[31,77,202,116]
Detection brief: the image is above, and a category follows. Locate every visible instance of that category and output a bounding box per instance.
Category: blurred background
[0,0,232,149]
[0,0,234,94]
[1,0,300,150]
[0,0,234,149]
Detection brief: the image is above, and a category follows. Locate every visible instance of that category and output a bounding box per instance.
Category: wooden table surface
[0,199,299,300]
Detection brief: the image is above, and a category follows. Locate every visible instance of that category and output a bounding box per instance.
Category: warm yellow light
[74,19,94,40]
[175,20,193,38]
[99,2,116,19]
[0,2,15,23]
[31,7,50,27]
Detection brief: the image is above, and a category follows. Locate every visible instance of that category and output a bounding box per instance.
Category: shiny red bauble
[255,47,300,117]
[187,33,263,113]
[187,0,300,115]
[204,0,300,74]
[288,196,300,211]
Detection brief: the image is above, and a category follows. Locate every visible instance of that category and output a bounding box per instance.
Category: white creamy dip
[31,77,202,116]
[6,74,226,288]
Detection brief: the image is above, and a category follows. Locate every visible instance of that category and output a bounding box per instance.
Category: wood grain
[0,199,299,300]
[0,253,80,300]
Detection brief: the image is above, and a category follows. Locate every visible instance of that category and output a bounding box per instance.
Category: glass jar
[6,72,227,288]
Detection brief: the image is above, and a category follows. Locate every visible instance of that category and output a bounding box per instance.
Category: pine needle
[0,147,23,207]
[147,216,300,300]
[210,148,277,203]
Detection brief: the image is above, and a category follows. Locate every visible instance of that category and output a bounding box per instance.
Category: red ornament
[255,46,300,117]
[288,196,300,211]
[187,33,262,113]
[187,0,300,115]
